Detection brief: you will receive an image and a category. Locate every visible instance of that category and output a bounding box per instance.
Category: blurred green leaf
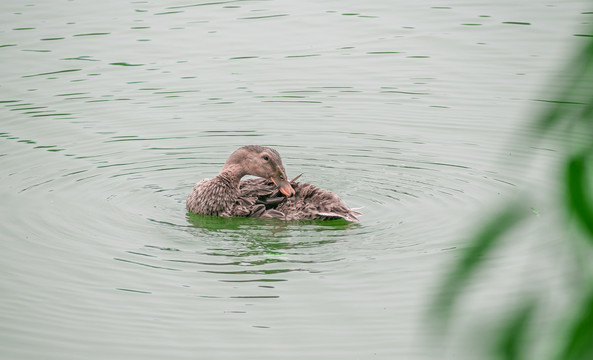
[431,204,526,321]
[536,23,593,133]
[555,288,593,360]
[495,300,537,360]
[566,152,593,240]
[430,14,593,360]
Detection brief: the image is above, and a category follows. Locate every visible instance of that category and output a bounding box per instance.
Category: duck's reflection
[186,212,346,269]
[113,214,350,299]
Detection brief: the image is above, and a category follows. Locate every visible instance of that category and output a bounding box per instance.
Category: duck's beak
[270,176,295,197]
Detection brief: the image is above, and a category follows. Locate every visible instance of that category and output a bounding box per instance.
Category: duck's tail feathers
[317,212,360,222]
[350,207,363,217]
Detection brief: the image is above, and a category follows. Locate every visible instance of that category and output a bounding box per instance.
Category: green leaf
[556,288,593,360]
[494,300,537,360]
[536,23,593,133]
[566,152,593,240]
[431,204,526,322]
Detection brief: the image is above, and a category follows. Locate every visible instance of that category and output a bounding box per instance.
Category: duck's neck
[218,163,246,190]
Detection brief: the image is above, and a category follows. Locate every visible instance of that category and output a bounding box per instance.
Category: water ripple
[1,1,581,357]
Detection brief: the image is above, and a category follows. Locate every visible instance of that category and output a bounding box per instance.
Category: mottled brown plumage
[277,179,361,222]
[186,145,360,222]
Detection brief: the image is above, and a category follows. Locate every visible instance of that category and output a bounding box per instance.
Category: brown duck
[186,145,360,222]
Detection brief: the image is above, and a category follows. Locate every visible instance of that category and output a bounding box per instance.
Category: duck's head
[224,145,295,197]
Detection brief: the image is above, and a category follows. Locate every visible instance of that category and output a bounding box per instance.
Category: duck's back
[186,177,238,216]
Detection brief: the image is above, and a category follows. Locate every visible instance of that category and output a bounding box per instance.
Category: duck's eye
[262,155,269,161]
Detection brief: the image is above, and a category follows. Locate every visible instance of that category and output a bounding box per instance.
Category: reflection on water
[186,212,357,231]
[113,214,351,300]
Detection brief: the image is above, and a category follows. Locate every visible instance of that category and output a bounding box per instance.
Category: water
[1,1,590,359]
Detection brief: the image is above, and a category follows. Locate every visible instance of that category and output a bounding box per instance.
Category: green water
[1,1,590,359]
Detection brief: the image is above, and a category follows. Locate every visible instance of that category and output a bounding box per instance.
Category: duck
[186,145,360,222]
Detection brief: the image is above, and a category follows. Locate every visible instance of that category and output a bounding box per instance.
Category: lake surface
[1,1,590,359]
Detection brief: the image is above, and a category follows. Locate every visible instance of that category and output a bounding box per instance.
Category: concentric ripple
[1,0,584,359]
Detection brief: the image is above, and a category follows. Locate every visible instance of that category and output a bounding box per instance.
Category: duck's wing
[234,178,361,222]
[233,178,288,218]
[278,182,360,222]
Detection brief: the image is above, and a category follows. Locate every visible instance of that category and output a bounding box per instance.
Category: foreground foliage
[432,19,593,360]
